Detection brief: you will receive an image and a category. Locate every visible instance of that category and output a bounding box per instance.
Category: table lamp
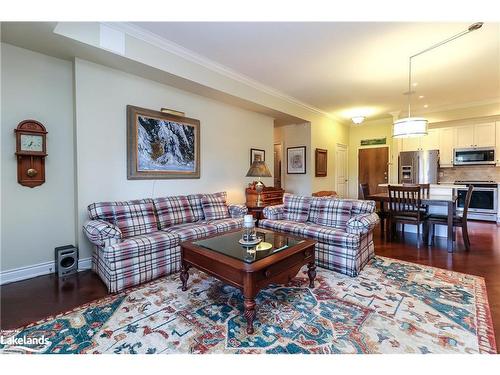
[246,160,272,206]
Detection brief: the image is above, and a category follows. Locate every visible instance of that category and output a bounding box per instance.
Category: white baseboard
[0,257,92,285]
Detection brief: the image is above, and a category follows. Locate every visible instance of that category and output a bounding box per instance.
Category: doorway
[273,142,282,188]
[335,144,348,198]
[358,147,389,198]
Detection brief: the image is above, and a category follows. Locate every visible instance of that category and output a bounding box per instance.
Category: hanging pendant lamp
[393,22,484,138]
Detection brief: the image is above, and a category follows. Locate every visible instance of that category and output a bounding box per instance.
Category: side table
[246,205,266,224]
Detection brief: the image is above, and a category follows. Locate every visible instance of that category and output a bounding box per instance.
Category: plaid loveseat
[260,194,379,277]
[83,192,247,293]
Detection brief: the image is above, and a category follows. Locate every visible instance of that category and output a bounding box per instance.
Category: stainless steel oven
[455,181,498,221]
[454,147,495,166]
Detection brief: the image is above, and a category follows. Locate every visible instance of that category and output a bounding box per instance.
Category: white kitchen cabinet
[439,127,454,167]
[454,125,475,148]
[496,121,500,166]
[401,136,421,151]
[421,129,440,150]
[474,122,496,148]
[454,122,496,148]
[401,129,439,151]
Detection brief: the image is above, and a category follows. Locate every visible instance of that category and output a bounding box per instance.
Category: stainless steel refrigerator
[398,150,439,184]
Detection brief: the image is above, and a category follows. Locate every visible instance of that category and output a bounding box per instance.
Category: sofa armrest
[83,220,122,247]
[346,213,380,235]
[228,204,248,219]
[263,204,284,220]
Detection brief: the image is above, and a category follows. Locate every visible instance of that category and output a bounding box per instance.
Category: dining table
[368,191,458,253]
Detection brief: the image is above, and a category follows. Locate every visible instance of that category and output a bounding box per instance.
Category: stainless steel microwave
[453,147,495,166]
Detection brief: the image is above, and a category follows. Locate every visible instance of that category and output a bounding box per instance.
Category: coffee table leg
[244,297,256,334]
[307,262,317,288]
[180,263,190,291]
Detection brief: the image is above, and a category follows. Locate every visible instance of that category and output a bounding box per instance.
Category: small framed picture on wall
[250,148,265,165]
[315,148,327,177]
[287,146,306,174]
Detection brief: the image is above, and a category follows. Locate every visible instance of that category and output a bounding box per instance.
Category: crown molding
[102,22,345,124]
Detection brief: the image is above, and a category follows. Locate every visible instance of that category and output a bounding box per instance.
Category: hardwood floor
[1,220,499,346]
[1,270,108,330]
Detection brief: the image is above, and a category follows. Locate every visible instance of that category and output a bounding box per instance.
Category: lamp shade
[392,117,428,138]
[246,160,272,178]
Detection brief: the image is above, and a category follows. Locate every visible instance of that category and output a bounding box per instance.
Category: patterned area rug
[0,256,496,354]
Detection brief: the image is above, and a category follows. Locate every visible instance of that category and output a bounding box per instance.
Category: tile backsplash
[439,166,500,182]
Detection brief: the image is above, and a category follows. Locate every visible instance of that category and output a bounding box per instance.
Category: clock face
[20,134,44,152]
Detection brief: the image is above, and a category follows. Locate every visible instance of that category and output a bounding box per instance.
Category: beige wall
[274,123,312,195]
[311,117,349,194]
[1,43,76,271]
[274,118,349,196]
[347,118,398,198]
[74,59,274,260]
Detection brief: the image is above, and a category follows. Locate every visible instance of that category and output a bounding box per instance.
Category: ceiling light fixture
[393,22,483,138]
[351,116,365,125]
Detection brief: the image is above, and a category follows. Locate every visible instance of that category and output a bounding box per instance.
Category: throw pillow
[188,192,226,221]
[110,202,158,238]
[153,195,196,229]
[201,193,230,220]
[283,194,312,222]
[315,199,353,229]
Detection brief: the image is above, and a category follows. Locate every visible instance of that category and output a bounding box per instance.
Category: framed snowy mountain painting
[127,105,200,179]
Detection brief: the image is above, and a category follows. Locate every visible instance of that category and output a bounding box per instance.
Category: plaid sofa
[260,195,379,277]
[83,193,247,293]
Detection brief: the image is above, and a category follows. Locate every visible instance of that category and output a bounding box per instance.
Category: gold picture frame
[127,105,200,179]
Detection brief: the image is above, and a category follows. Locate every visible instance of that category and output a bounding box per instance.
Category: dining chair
[427,185,473,250]
[402,183,430,213]
[359,183,388,236]
[387,185,429,245]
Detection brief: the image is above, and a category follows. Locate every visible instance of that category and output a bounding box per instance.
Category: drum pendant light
[393,22,483,138]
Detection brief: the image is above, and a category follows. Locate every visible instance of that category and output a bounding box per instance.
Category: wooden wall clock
[14,120,48,188]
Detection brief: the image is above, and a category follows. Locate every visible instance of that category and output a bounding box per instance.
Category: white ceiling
[131,22,500,121]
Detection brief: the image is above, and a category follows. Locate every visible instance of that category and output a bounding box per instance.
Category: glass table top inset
[193,230,304,263]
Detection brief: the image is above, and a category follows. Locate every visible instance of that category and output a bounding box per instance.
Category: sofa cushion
[314,199,353,229]
[153,195,195,229]
[207,218,244,233]
[308,196,330,223]
[187,192,226,221]
[88,200,158,239]
[162,222,218,242]
[283,194,312,222]
[103,231,179,263]
[201,193,230,220]
[258,219,308,236]
[302,224,360,247]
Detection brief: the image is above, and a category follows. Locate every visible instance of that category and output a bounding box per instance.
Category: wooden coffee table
[180,228,316,334]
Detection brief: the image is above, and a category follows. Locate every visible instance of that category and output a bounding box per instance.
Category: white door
[336,144,348,198]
